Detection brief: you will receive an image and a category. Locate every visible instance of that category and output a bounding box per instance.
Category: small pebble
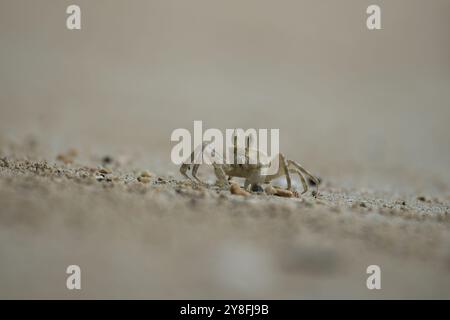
[265,186,277,195]
[56,154,72,164]
[140,170,152,178]
[251,184,264,193]
[102,156,113,165]
[98,168,111,174]
[230,183,250,196]
[273,187,293,198]
[265,186,294,198]
[137,176,151,184]
[56,148,78,164]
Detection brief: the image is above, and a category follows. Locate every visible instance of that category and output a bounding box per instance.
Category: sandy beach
[1,0,450,298]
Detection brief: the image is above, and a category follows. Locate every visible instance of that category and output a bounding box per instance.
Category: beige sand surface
[0,141,449,299]
[1,0,449,298]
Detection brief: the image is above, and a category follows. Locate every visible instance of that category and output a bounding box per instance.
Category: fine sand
[1,0,450,299]
[0,139,449,299]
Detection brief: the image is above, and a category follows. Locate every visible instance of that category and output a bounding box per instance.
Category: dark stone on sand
[251,184,264,193]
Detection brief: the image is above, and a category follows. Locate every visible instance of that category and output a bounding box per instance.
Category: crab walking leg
[180,163,203,185]
[180,163,193,181]
[191,164,207,184]
[179,143,201,181]
[287,160,319,194]
[288,168,308,194]
[212,163,229,187]
[180,140,216,183]
[279,154,292,190]
[263,154,289,187]
[196,143,229,186]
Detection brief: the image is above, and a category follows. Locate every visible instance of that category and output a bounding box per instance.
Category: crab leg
[288,168,308,194]
[279,154,292,190]
[212,163,229,187]
[263,153,291,190]
[192,164,207,184]
[287,160,319,195]
[180,163,192,181]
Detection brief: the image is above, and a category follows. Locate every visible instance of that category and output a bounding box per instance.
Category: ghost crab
[180,135,320,196]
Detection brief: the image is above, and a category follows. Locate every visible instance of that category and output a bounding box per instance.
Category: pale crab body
[180,140,320,195]
[219,146,271,175]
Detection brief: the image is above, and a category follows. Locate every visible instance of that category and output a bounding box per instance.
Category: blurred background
[1,0,450,299]
[1,0,449,190]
